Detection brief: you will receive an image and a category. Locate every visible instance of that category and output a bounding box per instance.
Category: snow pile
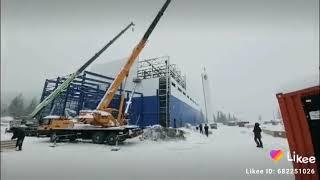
[0,116,14,123]
[73,123,97,129]
[1,117,14,139]
[141,125,185,141]
[184,123,193,129]
[43,115,62,119]
[1,121,12,140]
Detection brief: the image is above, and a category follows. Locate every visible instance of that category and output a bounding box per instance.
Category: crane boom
[29,22,134,118]
[97,0,171,111]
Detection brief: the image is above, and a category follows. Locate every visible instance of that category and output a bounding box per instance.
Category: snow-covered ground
[1,122,293,180]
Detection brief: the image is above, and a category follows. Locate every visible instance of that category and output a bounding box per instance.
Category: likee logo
[270,149,284,162]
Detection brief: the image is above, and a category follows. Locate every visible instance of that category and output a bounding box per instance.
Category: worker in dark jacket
[11,127,26,151]
[204,124,209,137]
[253,123,263,148]
[199,124,203,134]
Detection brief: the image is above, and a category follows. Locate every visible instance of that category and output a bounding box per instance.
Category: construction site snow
[1,122,293,180]
[1,120,12,140]
[141,125,185,141]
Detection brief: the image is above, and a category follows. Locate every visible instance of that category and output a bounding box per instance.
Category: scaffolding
[137,56,186,89]
[136,56,189,127]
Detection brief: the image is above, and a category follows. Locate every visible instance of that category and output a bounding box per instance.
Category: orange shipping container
[277,86,319,180]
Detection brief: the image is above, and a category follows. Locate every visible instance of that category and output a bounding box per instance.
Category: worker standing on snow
[11,127,26,151]
[204,124,209,137]
[199,124,203,134]
[253,123,263,148]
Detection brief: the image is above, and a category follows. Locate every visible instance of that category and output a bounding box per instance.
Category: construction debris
[140,125,185,141]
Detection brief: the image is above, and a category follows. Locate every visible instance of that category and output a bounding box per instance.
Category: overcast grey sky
[1,0,319,121]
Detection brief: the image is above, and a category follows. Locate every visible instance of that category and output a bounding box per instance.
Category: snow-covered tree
[213,113,216,122]
[7,94,25,118]
[232,114,237,121]
[1,103,8,116]
[228,113,232,121]
[24,97,38,115]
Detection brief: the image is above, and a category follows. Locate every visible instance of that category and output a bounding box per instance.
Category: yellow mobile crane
[82,0,171,127]
[37,22,134,131]
[38,0,172,145]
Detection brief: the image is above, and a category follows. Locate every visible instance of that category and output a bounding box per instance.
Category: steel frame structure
[137,56,186,89]
[40,71,144,123]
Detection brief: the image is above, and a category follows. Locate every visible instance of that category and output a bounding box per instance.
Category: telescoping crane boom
[29,22,134,118]
[37,1,171,145]
[80,0,172,127]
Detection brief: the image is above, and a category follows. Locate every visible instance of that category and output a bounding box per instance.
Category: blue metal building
[40,57,204,127]
[39,71,144,125]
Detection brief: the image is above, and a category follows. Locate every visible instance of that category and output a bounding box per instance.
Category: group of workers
[9,122,263,151]
[196,122,263,149]
[197,123,209,137]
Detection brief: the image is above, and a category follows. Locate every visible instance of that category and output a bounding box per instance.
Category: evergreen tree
[220,112,227,123]
[7,94,25,118]
[216,111,220,122]
[25,97,38,115]
[1,104,8,116]
[232,114,236,121]
[216,111,222,122]
[228,113,231,121]
[223,113,227,122]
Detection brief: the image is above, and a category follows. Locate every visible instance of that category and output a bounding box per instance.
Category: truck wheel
[105,133,117,145]
[50,134,56,142]
[92,132,105,144]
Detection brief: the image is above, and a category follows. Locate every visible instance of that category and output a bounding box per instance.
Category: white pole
[201,68,208,124]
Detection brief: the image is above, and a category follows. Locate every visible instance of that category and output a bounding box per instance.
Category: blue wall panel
[131,96,159,127]
[129,95,204,128]
[41,71,203,128]
[169,95,204,127]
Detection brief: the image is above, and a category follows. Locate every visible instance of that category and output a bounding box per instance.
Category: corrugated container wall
[277,86,319,180]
